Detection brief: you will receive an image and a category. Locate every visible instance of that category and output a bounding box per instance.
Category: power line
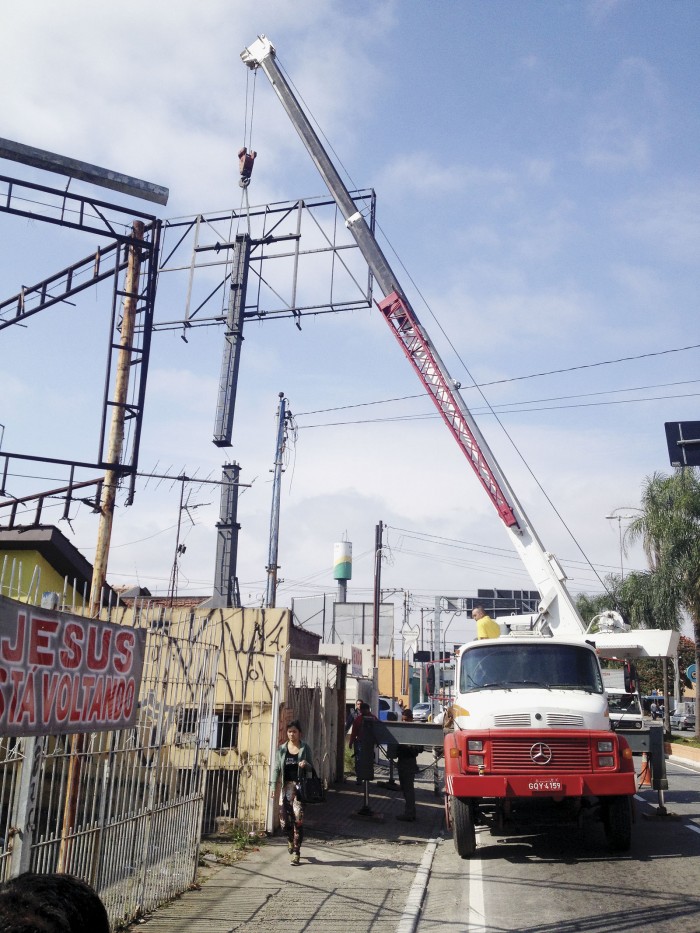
[480,342,700,387]
[295,387,700,430]
[296,376,700,418]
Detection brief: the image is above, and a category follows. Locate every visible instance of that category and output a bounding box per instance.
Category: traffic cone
[638,751,651,788]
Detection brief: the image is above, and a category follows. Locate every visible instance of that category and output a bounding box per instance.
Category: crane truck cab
[444,635,636,857]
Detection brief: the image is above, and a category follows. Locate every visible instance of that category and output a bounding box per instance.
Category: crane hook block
[238,146,257,188]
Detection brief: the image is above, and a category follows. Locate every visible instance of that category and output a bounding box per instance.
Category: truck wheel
[452,796,476,858]
[604,796,632,852]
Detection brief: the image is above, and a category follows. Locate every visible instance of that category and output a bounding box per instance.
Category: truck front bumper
[445,771,636,798]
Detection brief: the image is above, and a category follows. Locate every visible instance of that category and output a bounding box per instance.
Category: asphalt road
[417,759,700,933]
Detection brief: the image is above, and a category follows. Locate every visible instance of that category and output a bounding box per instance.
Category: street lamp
[605,507,641,579]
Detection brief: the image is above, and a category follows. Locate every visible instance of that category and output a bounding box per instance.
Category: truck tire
[452,796,476,858]
[604,795,632,852]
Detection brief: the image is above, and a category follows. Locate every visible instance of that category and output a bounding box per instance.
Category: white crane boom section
[241,34,589,638]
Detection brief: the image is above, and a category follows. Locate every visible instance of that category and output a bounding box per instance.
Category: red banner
[0,595,146,736]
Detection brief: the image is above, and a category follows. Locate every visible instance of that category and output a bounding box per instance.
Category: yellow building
[0,525,98,610]
[377,656,410,709]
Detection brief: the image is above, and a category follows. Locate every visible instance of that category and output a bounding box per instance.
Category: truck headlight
[468,740,483,751]
[598,756,614,767]
[597,740,613,753]
[468,754,485,767]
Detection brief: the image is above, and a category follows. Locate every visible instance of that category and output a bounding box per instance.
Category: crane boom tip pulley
[241,35,275,68]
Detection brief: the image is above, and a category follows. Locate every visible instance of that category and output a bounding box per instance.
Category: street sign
[687,663,697,683]
[665,421,700,467]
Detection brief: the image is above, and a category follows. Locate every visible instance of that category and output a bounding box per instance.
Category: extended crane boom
[241,35,678,661]
[242,34,584,636]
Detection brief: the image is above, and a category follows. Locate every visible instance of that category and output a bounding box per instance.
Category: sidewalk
[127,747,700,931]
[129,757,446,933]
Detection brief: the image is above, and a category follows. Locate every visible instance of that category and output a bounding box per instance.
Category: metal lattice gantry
[156,192,376,333]
[156,192,376,455]
[0,170,162,519]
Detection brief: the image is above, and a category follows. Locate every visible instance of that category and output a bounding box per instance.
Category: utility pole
[372,520,384,670]
[402,590,409,697]
[433,596,442,713]
[90,220,144,615]
[266,393,290,608]
[167,481,187,605]
[210,462,242,608]
[167,482,210,605]
[64,221,143,874]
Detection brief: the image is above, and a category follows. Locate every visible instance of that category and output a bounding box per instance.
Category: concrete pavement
[127,747,700,932]
[128,756,446,933]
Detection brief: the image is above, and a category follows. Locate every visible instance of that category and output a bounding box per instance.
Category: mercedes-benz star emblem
[530,743,553,765]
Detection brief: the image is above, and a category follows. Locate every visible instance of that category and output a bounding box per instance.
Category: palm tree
[624,469,700,737]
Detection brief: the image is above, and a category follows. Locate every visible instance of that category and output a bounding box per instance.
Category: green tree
[623,469,700,737]
[632,636,697,698]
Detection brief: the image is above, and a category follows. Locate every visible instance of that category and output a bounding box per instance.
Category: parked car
[412,702,432,722]
[670,711,696,732]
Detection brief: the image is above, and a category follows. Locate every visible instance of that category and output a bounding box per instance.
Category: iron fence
[0,587,221,929]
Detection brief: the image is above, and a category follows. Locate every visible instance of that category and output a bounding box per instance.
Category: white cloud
[581,57,666,172]
[614,180,700,264]
[376,152,513,199]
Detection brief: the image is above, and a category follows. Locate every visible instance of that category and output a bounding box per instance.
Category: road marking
[635,790,700,835]
[396,837,441,933]
[667,758,700,774]
[467,830,487,931]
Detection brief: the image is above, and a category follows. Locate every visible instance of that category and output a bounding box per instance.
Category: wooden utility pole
[89,220,144,615]
[372,520,383,670]
[59,221,143,875]
[266,393,288,609]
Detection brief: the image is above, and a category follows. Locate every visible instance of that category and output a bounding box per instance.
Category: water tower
[333,540,352,603]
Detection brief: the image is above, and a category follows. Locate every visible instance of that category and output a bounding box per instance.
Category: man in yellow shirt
[472,605,501,639]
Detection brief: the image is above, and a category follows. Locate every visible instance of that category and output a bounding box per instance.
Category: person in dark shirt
[345,697,363,732]
[395,708,423,822]
[270,720,315,865]
[348,702,377,785]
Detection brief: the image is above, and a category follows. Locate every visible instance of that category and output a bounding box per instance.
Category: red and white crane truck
[241,35,679,856]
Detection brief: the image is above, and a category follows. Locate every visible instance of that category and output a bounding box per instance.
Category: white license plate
[528,779,563,792]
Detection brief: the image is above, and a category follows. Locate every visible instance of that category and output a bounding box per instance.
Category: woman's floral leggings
[279,781,304,852]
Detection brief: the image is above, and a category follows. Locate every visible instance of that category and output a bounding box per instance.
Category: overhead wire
[385,524,627,580]
[479,342,700,387]
[295,377,700,418]
[294,388,700,430]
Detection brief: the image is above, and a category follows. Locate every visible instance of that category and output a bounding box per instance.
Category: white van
[606,689,644,730]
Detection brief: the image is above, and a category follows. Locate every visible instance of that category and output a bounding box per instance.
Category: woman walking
[270,720,314,865]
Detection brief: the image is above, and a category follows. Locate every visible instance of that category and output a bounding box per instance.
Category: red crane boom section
[377,291,518,528]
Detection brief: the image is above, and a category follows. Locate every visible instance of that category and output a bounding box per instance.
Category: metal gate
[200,650,284,837]
[287,657,342,788]
[0,604,220,929]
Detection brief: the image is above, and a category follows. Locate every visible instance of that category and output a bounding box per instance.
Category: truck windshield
[607,693,641,714]
[459,643,603,694]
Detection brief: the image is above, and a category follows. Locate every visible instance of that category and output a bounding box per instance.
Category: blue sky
[1,1,698,644]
